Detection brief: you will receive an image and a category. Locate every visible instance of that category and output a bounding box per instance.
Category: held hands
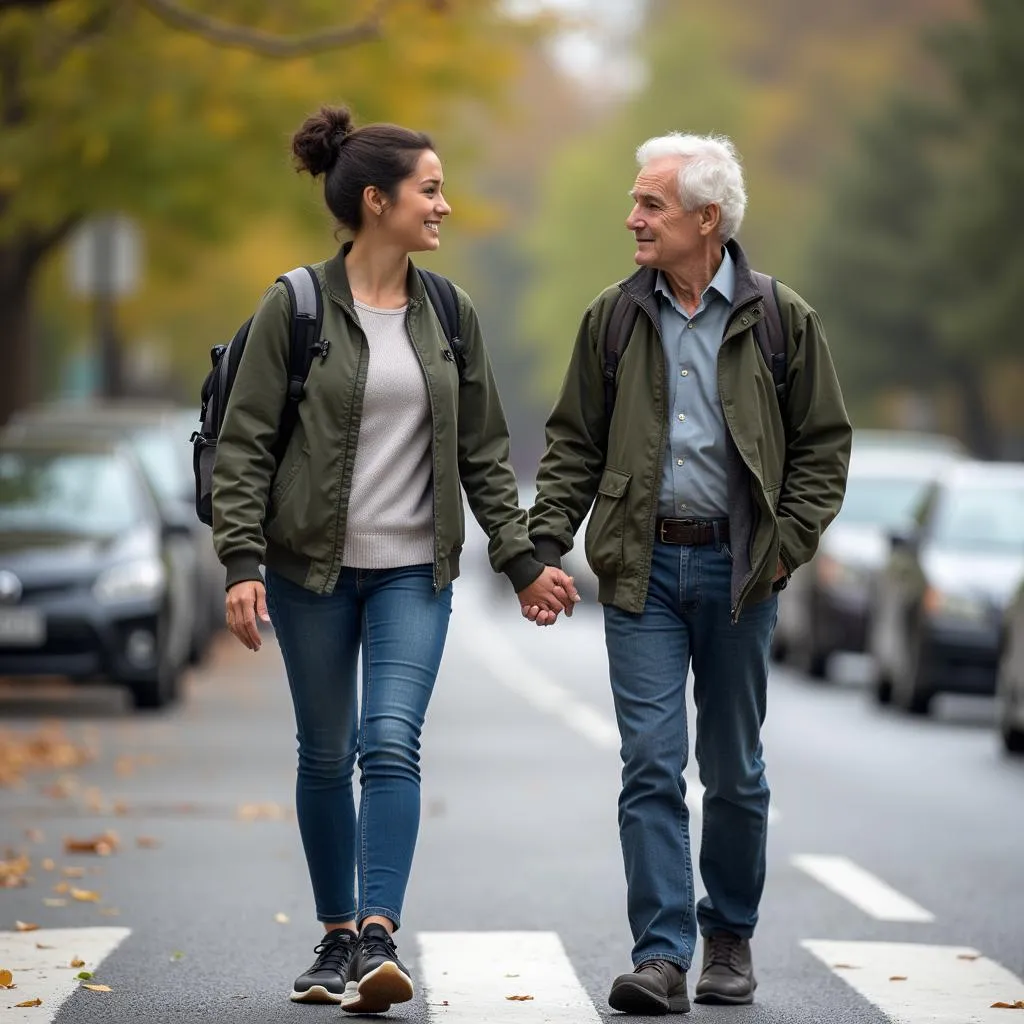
[226,580,271,651]
[517,566,581,627]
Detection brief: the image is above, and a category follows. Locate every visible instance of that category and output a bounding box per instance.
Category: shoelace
[638,960,677,980]
[359,930,398,961]
[310,932,354,974]
[705,934,744,972]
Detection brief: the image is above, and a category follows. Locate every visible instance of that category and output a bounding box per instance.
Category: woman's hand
[226,580,271,651]
[517,566,580,626]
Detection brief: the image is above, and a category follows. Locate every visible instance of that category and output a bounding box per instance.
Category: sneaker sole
[341,961,414,1014]
[608,980,690,1015]
[693,989,755,1006]
[289,984,345,1004]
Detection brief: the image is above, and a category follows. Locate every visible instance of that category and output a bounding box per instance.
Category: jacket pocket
[764,480,782,513]
[584,467,631,576]
[265,443,310,538]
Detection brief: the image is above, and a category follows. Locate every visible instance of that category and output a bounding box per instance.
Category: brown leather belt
[656,517,730,546]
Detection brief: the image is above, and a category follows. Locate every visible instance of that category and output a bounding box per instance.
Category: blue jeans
[603,541,777,969]
[265,565,452,930]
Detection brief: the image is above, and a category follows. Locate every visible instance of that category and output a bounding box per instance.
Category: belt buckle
[659,519,672,543]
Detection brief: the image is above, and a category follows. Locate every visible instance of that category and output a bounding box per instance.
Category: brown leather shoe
[694,932,756,1005]
[608,959,690,1015]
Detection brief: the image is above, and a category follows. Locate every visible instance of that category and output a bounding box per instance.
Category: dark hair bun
[292,105,355,178]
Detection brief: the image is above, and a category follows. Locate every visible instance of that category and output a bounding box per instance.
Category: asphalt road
[2,567,1023,1023]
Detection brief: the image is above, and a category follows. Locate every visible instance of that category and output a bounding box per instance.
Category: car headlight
[93,557,167,604]
[922,586,989,623]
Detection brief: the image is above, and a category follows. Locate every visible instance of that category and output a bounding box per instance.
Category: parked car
[774,445,964,676]
[7,401,223,663]
[996,579,1024,755]
[868,461,1024,714]
[849,429,968,458]
[0,434,195,707]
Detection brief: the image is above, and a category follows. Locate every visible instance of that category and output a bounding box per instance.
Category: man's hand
[517,566,580,627]
[226,580,271,651]
[772,558,787,583]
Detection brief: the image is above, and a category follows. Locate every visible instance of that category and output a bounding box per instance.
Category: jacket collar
[619,237,761,324]
[323,242,427,315]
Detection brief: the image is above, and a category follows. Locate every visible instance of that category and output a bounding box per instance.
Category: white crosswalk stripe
[792,855,935,922]
[418,931,601,1022]
[802,940,1024,1023]
[1,926,130,1023]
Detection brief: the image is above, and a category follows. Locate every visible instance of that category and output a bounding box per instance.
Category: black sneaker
[609,959,690,1015]
[290,928,357,1003]
[341,923,414,1014]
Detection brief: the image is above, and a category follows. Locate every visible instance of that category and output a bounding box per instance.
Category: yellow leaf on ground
[890,975,908,981]
[990,1001,1024,1009]
[70,888,101,902]
[63,833,118,856]
[506,994,535,1001]
[15,921,39,932]
[81,983,112,992]
[15,997,42,1006]
[274,913,289,924]
[70,958,85,968]
[0,968,14,986]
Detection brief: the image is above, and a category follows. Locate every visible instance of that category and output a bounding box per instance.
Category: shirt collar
[655,246,735,309]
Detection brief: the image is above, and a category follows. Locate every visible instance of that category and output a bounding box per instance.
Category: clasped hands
[517,565,580,627]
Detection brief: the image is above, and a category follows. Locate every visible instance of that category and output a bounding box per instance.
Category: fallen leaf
[70,888,101,902]
[15,921,39,932]
[506,994,535,1001]
[135,836,160,849]
[833,963,859,970]
[81,983,111,992]
[41,859,55,872]
[274,913,290,924]
[959,953,982,961]
[0,968,13,987]
[63,833,119,856]
[991,1001,1024,1009]
[169,951,185,962]
[43,898,67,907]
[15,997,42,1007]
[890,976,908,981]
[52,882,69,894]
[70,958,85,968]
[1,853,32,888]
[76,971,93,980]
[34,943,54,950]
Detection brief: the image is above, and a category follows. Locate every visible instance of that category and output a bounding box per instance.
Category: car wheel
[997,674,1024,755]
[794,600,829,680]
[122,613,182,710]
[873,674,893,705]
[893,623,933,716]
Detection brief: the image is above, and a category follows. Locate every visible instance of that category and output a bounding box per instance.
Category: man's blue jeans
[603,541,777,970]
[265,565,452,930]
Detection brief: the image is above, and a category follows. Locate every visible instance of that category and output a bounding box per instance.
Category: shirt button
[678,413,686,422]
[677,459,684,466]
[681,369,689,377]
[741,317,749,325]
[687,322,696,330]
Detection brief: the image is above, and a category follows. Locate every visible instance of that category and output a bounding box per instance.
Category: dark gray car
[996,579,1024,755]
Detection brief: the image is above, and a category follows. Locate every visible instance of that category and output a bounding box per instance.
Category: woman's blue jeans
[265,564,452,930]
[603,541,777,969]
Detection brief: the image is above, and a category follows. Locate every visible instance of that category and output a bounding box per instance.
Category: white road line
[792,855,934,922]
[418,931,601,1022]
[802,940,1024,1023]
[1,927,131,1023]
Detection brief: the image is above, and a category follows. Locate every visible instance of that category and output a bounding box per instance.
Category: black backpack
[602,271,787,421]
[191,264,462,527]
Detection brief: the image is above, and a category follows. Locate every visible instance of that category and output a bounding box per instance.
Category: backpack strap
[751,270,787,408]
[603,290,640,423]
[274,266,323,459]
[417,267,465,381]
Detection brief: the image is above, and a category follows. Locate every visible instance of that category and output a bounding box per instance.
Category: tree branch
[135,0,395,57]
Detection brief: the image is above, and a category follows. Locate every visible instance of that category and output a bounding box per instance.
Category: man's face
[625,157,706,269]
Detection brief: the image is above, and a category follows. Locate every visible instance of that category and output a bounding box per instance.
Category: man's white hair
[636,133,747,241]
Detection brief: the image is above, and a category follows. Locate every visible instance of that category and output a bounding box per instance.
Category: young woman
[212,105,577,1014]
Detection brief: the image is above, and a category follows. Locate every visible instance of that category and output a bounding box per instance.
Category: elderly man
[527,134,851,1014]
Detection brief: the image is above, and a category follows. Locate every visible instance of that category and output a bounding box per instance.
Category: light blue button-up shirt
[656,248,735,519]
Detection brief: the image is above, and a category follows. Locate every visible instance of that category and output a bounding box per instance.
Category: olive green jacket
[530,239,852,620]
[212,247,543,595]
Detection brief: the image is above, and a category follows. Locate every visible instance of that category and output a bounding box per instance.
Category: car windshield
[0,451,143,535]
[130,426,192,504]
[929,483,1024,552]
[837,474,932,530]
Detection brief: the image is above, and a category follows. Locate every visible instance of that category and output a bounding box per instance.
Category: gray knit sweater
[341,300,435,568]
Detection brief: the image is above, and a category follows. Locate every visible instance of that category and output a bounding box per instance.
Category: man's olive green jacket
[530,240,852,620]
[212,247,544,595]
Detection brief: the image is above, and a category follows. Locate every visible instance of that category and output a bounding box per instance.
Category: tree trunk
[0,240,40,426]
[954,359,1000,459]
